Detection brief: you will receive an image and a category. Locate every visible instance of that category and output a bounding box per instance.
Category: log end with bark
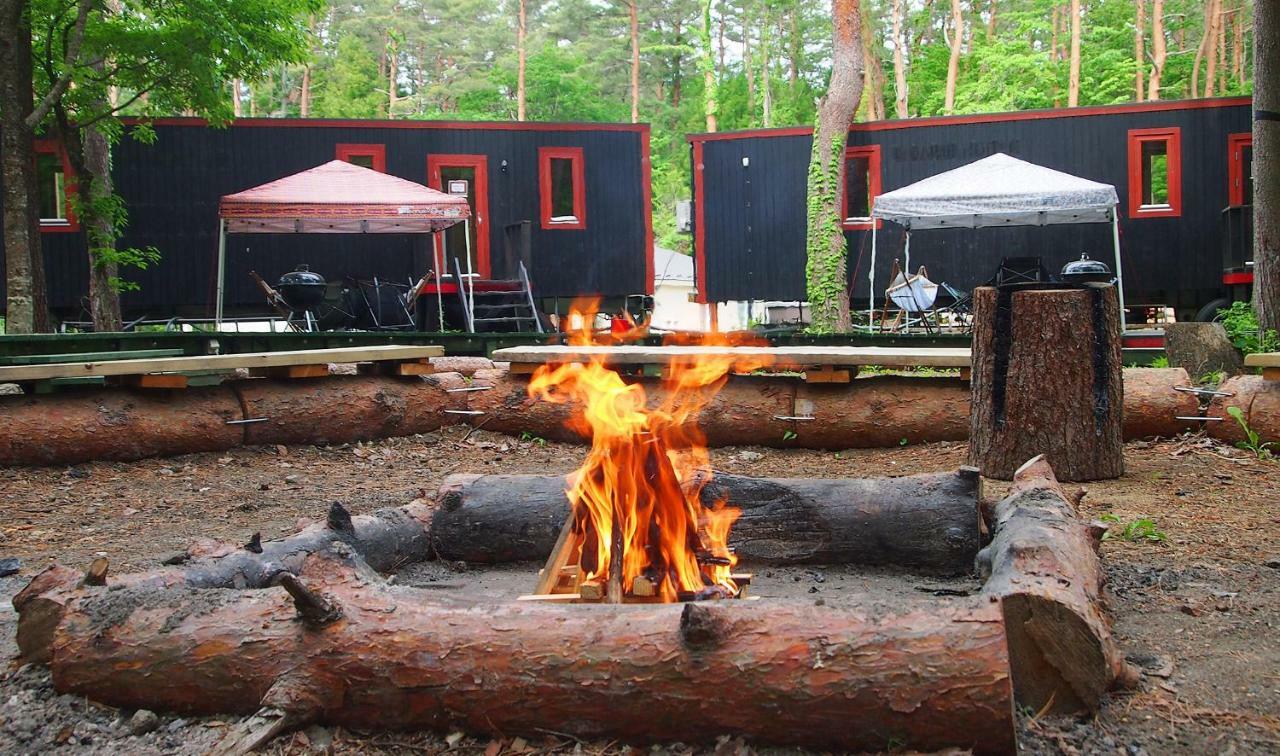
[978,455,1139,714]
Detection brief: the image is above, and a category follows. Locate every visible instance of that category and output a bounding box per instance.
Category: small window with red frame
[34,141,78,232]
[1127,128,1181,218]
[336,143,386,172]
[539,147,586,230]
[842,145,881,230]
[1228,132,1252,207]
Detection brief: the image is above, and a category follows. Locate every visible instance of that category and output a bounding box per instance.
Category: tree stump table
[968,284,1124,481]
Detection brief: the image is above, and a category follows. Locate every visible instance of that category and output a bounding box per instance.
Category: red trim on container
[427,154,490,278]
[841,145,882,230]
[130,116,648,133]
[1228,132,1252,207]
[641,126,654,296]
[33,138,80,233]
[1223,271,1254,285]
[1123,335,1165,348]
[1127,127,1182,219]
[687,96,1252,143]
[335,143,386,172]
[538,146,586,230]
[692,141,707,305]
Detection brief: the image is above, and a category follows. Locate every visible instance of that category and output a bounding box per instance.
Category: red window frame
[538,146,586,230]
[34,139,79,233]
[335,143,386,172]
[841,145,882,230]
[1127,127,1182,219]
[1228,132,1252,207]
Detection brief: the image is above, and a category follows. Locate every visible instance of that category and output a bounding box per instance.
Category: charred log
[19,552,1016,755]
[429,469,982,574]
[977,455,1138,714]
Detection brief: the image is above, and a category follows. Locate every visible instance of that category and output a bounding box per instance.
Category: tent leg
[434,230,445,331]
[904,230,911,277]
[1111,211,1127,334]
[868,225,877,330]
[215,220,226,329]
[463,218,475,322]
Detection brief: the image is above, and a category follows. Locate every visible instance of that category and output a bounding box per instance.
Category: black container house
[16,118,653,321]
[689,96,1252,321]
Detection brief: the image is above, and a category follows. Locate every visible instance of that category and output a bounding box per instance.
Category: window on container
[37,153,68,223]
[842,145,881,230]
[1228,133,1253,207]
[539,147,585,230]
[1127,128,1181,218]
[335,143,386,172]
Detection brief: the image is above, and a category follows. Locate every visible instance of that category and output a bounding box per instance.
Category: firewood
[17,552,1017,755]
[81,558,108,587]
[978,455,1139,715]
[430,469,982,574]
[578,580,604,600]
[630,575,657,597]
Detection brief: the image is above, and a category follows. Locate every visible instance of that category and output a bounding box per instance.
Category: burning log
[977,455,1139,715]
[429,468,982,574]
[968,286,1125,481]
[16,551,1017,755]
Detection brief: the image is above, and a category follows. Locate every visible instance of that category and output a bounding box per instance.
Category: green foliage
[312,36,384,118]
[1226,406,1276,460]
[1216,301,1280,357]
[1099,513,1167,543]
[782,430,797,441]
[1148,355,1170,369]
[520,431,548,447]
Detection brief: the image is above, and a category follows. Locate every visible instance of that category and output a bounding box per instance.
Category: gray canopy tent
[867,153,1126,331]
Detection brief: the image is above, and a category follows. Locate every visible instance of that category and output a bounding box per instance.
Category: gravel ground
[2,425,1279,754]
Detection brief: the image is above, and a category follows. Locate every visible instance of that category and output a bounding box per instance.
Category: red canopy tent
[215,160,470,324]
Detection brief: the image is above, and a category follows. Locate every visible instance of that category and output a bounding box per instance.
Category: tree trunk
[760,2,773,127]
[892,0,909,117]
[1147,0,1165,99]
[968,286,1124,482]
[1067,0,1081,106]
[986,0,996,39]
[944,0,962,114]
[387,39,398,116]
[17,552,1017,755]
[1257,0,1279,332]
[977,455,1139,714]
[744,4,755,119]
[429,468,982,573]
[629,0,640,123]
[81,122,123,332]
[788,7,799,85]
[672,19,683,107]
[517,0,527,121]
[1192,0,1211,97]
[804,0,863,332]
[860,4,884,121]
[1233,0,1244,86]
[0,0,44,334]
[232,78,243,116]
[1208,375,1280,445]
[1135,0,1146,100]
[700,0,718,131]
[1204,0,1222,97]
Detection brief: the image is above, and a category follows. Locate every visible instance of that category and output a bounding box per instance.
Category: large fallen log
[14,501,435,663]
[19,551,1016,755]
[1121,367,1199,439]
[429,468,981,573]
[1207,374,1280,445]
[977,454,1138,715]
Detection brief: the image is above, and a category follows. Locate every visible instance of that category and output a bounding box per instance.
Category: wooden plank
[388,361,435,376]
[507,361,542,375]
[1,348,186,366]
[1263,367,1280,382]
[254,364,330,379]
[109,374,189,389]
[0,345,443,382]
[1244,352,1280,368]
[804,366,853,384]
[491,345,972,369]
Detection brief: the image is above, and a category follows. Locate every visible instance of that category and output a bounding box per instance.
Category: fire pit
[11,309,1135,755]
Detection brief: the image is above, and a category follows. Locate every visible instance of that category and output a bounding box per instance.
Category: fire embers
[525,303,767,604]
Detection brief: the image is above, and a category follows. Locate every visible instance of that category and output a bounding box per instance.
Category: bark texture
[968,286,1124,481]
[235,373,465,447]
[1147,0,1165,99]
[1067,0,1081,106]
[428,469,982,574]
[804,0,863,331]
[1207,374,1280,445]
[944,0,963,113]
[892,0,909,117]
[1256,0,1280,333]
[82,121,124,332]
[977,455,1138,714]
[17,552,1017,755]
[795,375,971,447]
[1120,367,1199,439]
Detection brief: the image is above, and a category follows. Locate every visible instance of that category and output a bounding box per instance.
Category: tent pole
[1111,209,1127,334]
[868,224,877,330]
[435,229,446,331]
[463,218,475,327]
[904,230,911,275]
[215,219,226,329]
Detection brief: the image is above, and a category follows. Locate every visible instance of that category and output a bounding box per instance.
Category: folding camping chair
[878,259,940,334]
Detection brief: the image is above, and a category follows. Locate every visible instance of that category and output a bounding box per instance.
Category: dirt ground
[2,424,1279,755]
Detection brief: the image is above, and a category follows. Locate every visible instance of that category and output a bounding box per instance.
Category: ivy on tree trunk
[804,0,863,333]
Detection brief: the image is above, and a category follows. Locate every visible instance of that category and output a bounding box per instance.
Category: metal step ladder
[452,258,544,334]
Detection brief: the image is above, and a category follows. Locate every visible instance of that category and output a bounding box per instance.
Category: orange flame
[528,300,769,601]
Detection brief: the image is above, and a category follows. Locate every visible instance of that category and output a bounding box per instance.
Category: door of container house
[428,155,490,279]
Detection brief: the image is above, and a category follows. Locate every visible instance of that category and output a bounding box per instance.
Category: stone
[1164,322,1243,379]
[0,557,20,576]
[128,710,160,735]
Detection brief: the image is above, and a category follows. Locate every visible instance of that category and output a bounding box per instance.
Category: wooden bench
[1244,352,1280,382]
[491,345,973,384]
[0,345,444,391]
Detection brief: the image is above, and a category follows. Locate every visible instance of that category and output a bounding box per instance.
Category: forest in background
[217,0,1255,254]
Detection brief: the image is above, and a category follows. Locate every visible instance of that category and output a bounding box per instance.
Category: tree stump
[968,285,1124,481]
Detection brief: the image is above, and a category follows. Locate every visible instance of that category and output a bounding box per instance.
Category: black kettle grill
[277,264,327,310]
[1059,254,1115,285]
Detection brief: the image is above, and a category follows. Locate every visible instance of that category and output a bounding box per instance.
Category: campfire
[521,305,770,603]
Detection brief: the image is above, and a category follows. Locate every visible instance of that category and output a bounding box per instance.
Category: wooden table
[1244,352,1280,381]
